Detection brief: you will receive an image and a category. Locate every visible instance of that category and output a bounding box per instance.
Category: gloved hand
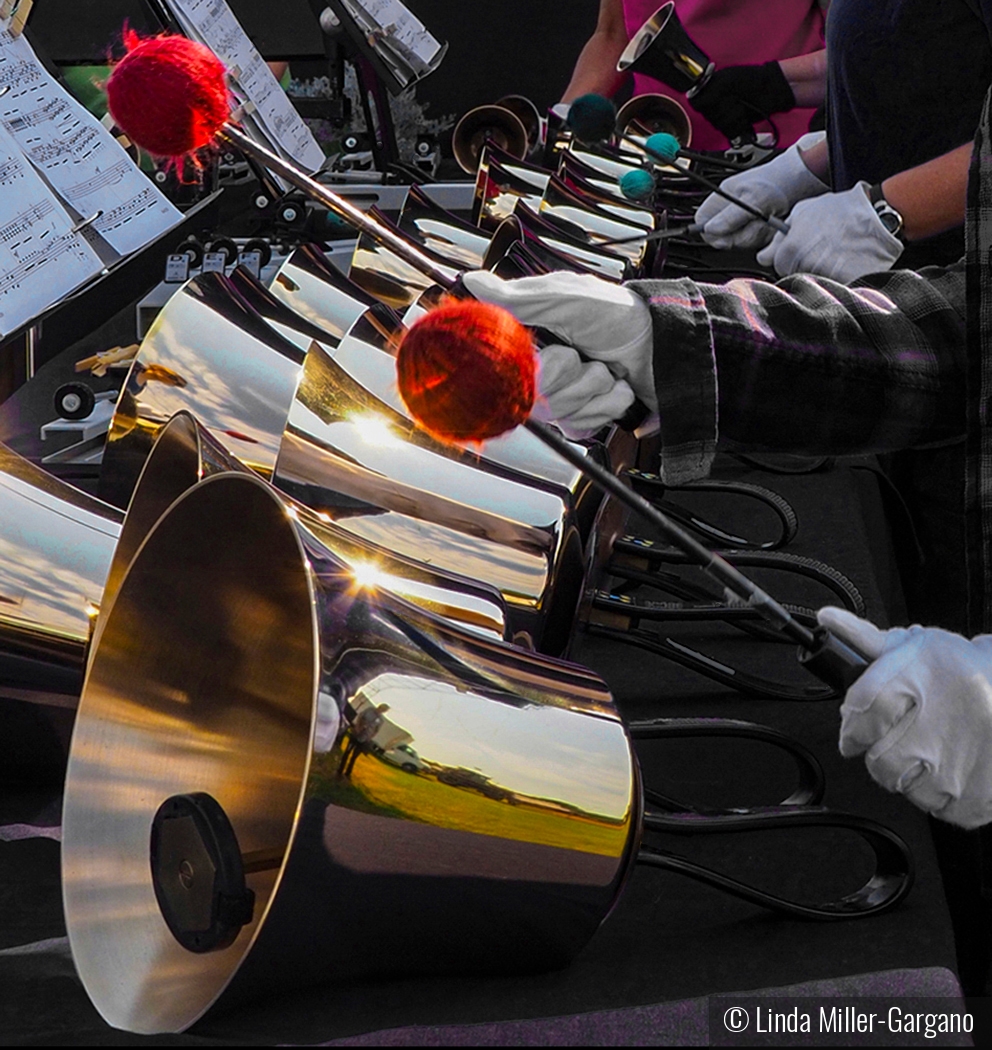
[694,131,828,250]
[819,606,992,830]
[460,269,657,411]
[689,61,796,144]
[532,344,636,439]
[755,182,904,281]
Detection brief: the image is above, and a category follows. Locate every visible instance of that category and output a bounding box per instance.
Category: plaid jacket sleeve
[627,264,968,485]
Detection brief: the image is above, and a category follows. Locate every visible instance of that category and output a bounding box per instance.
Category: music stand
[316,0,447,172]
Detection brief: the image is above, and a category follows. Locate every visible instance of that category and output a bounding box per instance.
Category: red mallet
[396,299,536,444]
[396,299,868,693]
[107,31,229,162]
[104,30,455,287]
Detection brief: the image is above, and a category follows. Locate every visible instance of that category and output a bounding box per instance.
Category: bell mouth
[63,473,317,1034]
[617,3,674,72]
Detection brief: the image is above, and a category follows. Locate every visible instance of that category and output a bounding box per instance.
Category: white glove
[819,606,992,830]
[755,182,904,281]
[532,344,636,439]
[694,131,828,250]
[460,269,657,412]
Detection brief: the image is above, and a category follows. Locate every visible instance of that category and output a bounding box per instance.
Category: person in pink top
[561,0,828,150]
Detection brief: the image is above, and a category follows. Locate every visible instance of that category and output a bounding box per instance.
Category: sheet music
[343,0,443,73]
[167,0,325,174]
[0,29,181,257]
[0,123,103,339]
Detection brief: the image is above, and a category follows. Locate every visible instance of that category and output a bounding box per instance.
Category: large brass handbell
[247,254,606,534]
[616,2,714,95]
[557,167,661,226]
[349,205,461,312]
[496,94,544,154]
[269,241,403,344]
[62,468,639,1034]
[107,413,512,646]
[485,212,626,284]
[0,447,121,714]
[264,245,629,541]
[563,143,644,184]
[99,272,591,653]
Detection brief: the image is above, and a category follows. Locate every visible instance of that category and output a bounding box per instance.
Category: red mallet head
[396,300,537,444]
[106,31,230,162]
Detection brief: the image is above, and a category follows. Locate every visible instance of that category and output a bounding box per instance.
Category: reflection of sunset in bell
[350,560,385,592]
[351,414,402,448]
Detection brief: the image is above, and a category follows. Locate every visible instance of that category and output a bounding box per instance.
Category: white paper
[0,29,181,257]
[0,123,103,339]
[343,0,443,73]
[167,0,326,174]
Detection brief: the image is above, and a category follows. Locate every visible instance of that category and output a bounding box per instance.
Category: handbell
[452,104,530,174]
[62,467,639,1033]
[0,446,121,775]
[473,146,550,229]
[63,468,914,1034]
[616,2,715,95]
[262,247,611,536]
[396,183,492,270]
[107,412,512,647]
[615,93,693,147]
[496,94,544,154]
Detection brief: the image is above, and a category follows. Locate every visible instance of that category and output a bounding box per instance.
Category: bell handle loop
[629,716,825,809]
[638,807,914,921]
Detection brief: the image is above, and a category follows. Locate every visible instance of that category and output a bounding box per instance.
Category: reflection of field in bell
[308,748,626,857]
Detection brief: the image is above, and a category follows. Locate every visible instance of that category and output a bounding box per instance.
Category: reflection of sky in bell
[596,199,654,229]
[331,335,584,491]
[269,263,365,342]
[503,165,550,191]
[570,149,639,180]
[341,557,504,640]
[414,219,488,268]
[132,289,301,471]
[353,242,457,289]
[0,475,119,638]
[289,403,567,530]
[335,511,549,605]
[540,236,626,280]
[357,672,631,821]
[547,205,644,245]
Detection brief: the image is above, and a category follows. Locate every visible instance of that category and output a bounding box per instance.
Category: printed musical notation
[65,159,130,200]
[94,188,161,234]
[0,29,180,257]
[5,96,70,133]
[168,0,325,174]
[0,199,54,244]
[0,152,23,185]
[0,123,102,339]
[0,231,96,297]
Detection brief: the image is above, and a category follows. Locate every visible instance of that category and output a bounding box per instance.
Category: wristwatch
[868,183,905,240]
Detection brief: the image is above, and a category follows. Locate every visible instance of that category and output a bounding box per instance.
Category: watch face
[879,210,901,235]
[874,200,904,237]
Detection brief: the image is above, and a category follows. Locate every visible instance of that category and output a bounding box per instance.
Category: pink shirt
[622,0,825,149]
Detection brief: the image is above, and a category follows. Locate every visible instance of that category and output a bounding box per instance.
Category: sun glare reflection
[350,560,385,591]
[351,415,402,448]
